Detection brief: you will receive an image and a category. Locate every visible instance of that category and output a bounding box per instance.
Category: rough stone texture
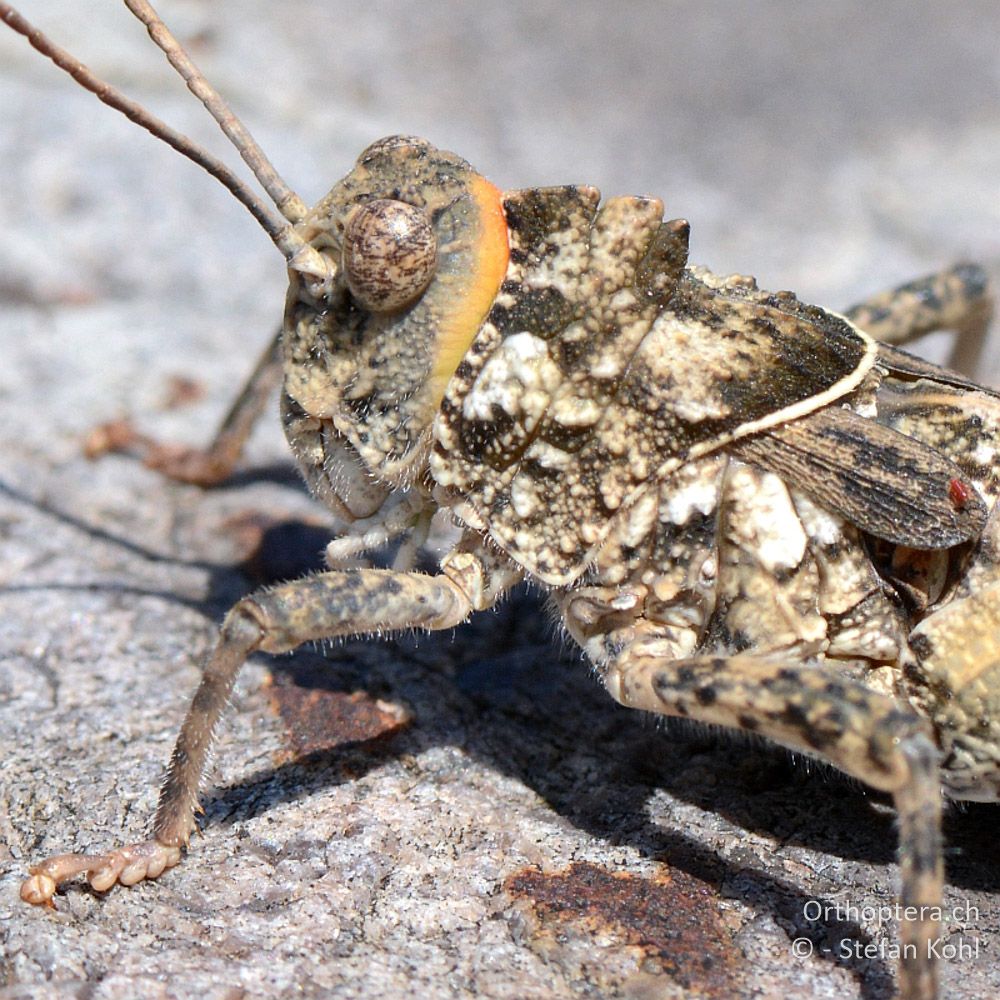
[1,2,999,998]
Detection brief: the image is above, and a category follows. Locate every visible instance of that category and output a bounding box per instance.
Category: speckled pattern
[3,3,1000,1000]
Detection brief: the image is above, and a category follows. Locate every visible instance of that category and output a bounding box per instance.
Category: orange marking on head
[428,175,509,403]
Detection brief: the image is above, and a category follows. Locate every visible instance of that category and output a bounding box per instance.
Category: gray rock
[2,2,998,998]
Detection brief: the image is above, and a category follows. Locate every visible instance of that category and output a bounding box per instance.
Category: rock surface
[2,2,999,998]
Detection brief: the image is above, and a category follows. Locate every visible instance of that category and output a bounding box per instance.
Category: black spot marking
[695,686,717,706]
[779,701,810,731]
[954,262,990,299]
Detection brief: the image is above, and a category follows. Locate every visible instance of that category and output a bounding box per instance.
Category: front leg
[602,642,942,1000]
[21,556,504,905]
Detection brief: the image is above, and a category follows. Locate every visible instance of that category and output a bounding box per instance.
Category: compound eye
[342,199,437,312]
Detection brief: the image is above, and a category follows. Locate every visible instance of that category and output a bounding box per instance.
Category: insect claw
[20,872,58,907]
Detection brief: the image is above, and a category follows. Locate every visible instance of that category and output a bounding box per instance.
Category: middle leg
[845,263,993,375]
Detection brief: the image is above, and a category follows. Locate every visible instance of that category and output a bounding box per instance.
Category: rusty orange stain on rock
[504,861,740,997]
[264,665,412,759]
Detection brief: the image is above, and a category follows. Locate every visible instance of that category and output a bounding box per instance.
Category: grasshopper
[3,3,999,998]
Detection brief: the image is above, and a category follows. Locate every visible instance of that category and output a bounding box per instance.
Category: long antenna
[0,3,332,284]
[123,0,307,224]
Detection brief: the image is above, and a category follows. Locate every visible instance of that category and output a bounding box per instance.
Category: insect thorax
[280,137,875,575]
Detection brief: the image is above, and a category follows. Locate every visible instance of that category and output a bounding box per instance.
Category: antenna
[0,2,333,284]
[123,0,307,224]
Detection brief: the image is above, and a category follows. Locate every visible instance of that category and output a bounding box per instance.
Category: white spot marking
[463,332,562,428]
[665,478,719,525]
